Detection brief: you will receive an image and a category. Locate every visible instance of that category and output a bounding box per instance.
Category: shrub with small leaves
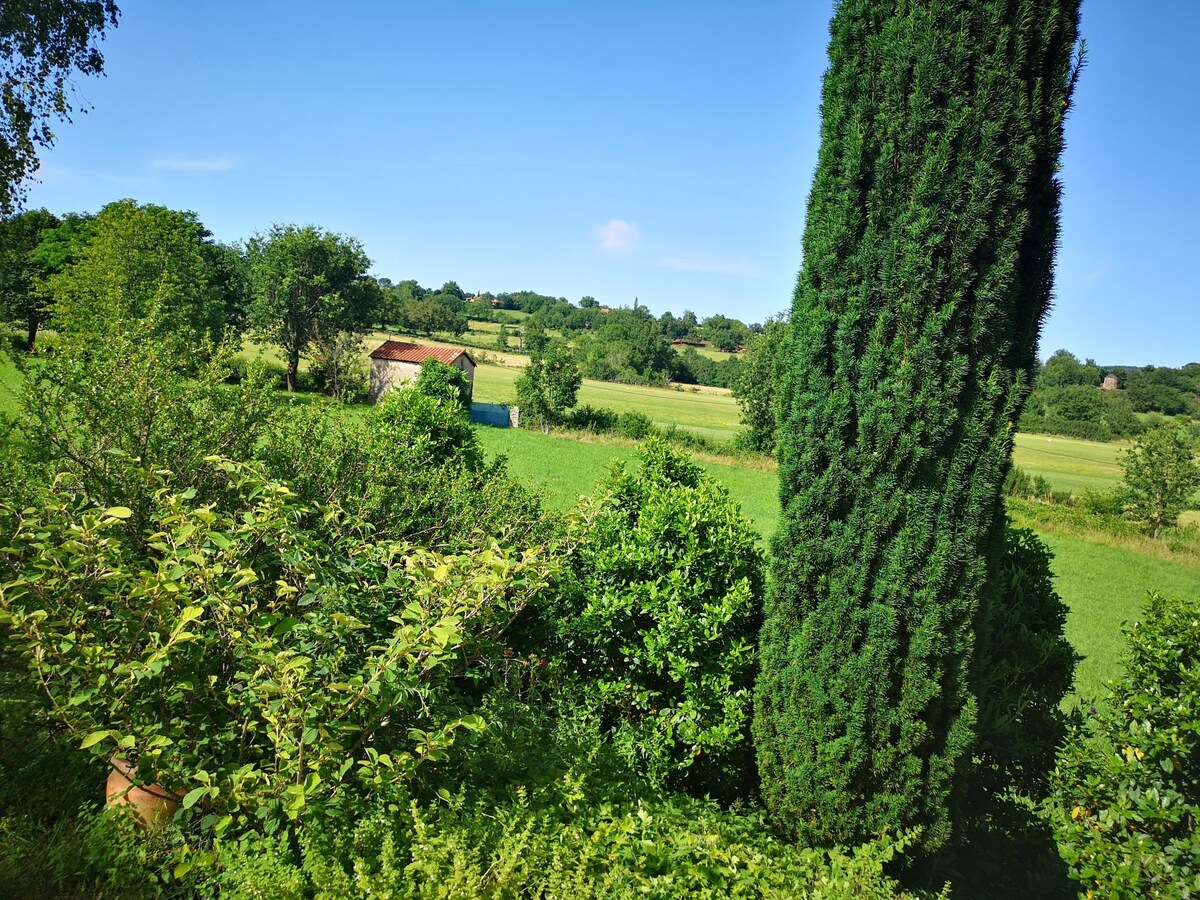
[532,438,763,794]
[413,358,473,412]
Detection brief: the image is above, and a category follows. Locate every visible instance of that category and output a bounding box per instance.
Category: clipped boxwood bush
[531,438,763,795]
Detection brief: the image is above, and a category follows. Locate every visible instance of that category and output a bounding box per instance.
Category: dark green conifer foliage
[753,0,1081,850]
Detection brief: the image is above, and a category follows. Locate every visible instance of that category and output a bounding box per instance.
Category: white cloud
[656,256,761,278]
[150,156,237,173]
[594,219,641,254]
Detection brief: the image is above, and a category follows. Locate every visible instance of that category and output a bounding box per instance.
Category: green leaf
[104,506,133,519]
[178,605,204,626]
[80,730,114,749]
[181,787,208,809]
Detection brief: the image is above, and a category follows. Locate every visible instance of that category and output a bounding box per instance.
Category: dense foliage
[247,224,376,391]
[48,199,232,351]
[0,331,950,896]
[527,440,763,795]
[1020,383,1142,441]
[11,334,276,533]
[0,461,551,840]
[514,340,581,431]
[0,207,58,346]
[733,317,785,452]
[258,389,547,551]
[413,358,473,412]
[1046,592,1200,898]
[756,0,1081,851]
[579,307,676,385]
[971,526,1077,797]
[1019,350,1198,440]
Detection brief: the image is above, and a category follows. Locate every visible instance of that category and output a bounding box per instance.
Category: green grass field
[1012,432,1125,494]
[472,362,743,443]
[0,353,20,418]
[1038,533,1199,698]
[476,424,1198,700]
[475,426,781,534]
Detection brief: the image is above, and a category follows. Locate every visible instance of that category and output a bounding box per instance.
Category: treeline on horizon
[372,277,761,390]
[0,200,761,392]
[1020,348,1200,441]
[3,200,1197,428]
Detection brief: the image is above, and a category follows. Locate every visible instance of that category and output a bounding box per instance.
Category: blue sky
[21,0,1199,367]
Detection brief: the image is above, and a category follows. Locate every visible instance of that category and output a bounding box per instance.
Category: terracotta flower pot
[105,757,184,829]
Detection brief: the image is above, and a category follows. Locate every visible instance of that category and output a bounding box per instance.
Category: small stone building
[367,341,476,404]
[1101,374,1120,391]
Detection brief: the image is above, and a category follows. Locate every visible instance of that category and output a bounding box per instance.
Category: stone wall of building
[368,359,421,403]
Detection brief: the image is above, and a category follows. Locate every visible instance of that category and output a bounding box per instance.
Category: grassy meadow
[475,421,1199,702]
[471,359,743,443]
[1012,432,1124,493]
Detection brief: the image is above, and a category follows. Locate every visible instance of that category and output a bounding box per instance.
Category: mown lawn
[475,425,779,532]
[0,352,20,418]
[1038,533,1199,699]
[1011,432,1125,495]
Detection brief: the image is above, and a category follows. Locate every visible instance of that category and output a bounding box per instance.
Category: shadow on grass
[905,796,1075,899]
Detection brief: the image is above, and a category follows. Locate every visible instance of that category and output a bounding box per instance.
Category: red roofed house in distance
[367,341,476,404]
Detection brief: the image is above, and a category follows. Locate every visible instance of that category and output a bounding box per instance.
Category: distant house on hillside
[368,341,476,404]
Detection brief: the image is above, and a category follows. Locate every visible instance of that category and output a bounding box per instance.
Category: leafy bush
[515,342,580,431]
[198,778,939,899]
[1003,466,1051,501]
[0,809,182,900]
[528,439,763,794]
[258,388,549,550]
[309,330,368,402]
[1018,413,1113,442]
[615,409,653,439]
[11,334,278,533]
[1079,488,1125,517]
[563,404,619,434]
[1118,426,1200,539]
[971,525,1077,797]
[413,358,472,412]
[0,459,555,844]
[1046,592,1200,898]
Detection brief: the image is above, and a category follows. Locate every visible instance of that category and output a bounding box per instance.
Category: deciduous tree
[1,1,119,213]
[1119,427,1200,539]
[515,341,580,431]
[0,207,58,347]
[247,224,374,391]
[732,316,785,452]
[48,199,226,352]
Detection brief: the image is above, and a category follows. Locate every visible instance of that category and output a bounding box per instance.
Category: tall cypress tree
[753,0,1081,850]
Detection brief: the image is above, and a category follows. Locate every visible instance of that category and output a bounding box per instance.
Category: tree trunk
[25,318,38,351]
[286,352,299,392]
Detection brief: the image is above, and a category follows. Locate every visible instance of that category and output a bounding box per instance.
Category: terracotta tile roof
[369,341,474,366]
